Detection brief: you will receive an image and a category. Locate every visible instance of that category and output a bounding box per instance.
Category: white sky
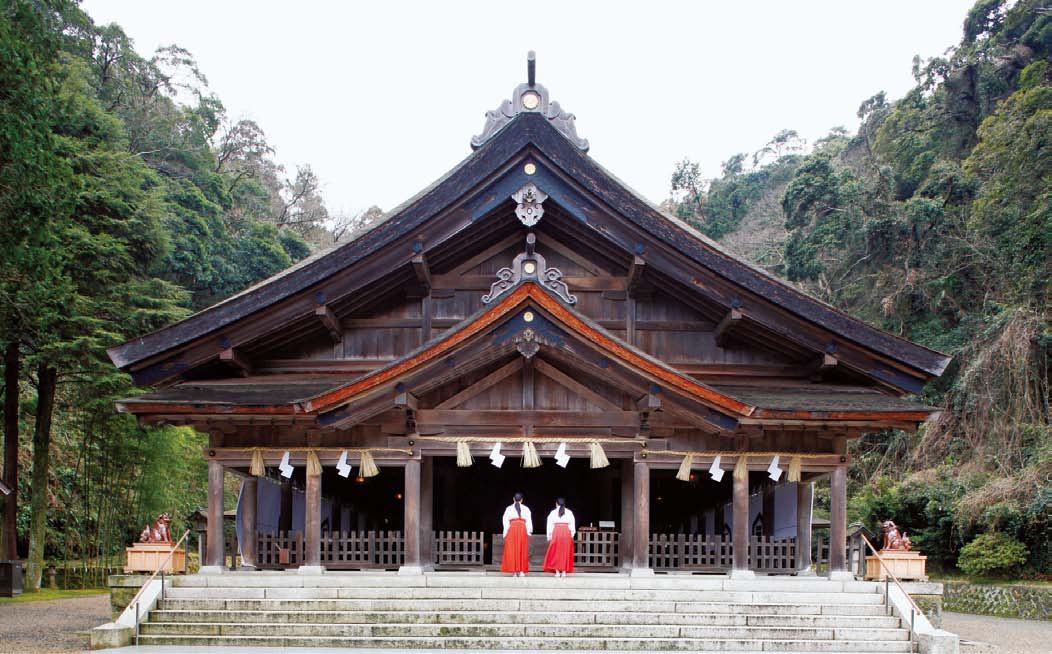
[81,1,975,216]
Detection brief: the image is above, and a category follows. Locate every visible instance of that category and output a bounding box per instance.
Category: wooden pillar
[401,459,422,574]
[731,462,752,576]
[420,456,433,568]
[302,469,322,570]
[620,459,634,569]
[631,460,652,574]
[829,466,848,577]
[241,478,258,569]
[278,478,293,534]
[796,480,813,574]
[204,460,225,570]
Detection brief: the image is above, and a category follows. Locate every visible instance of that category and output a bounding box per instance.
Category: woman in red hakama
[543,497,576,576]
[501,492,532,576]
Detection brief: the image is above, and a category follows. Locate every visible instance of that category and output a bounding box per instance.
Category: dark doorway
[432,456,622,561]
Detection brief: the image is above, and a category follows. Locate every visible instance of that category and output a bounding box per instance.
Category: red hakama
[542,522,575,573]
[501,517,530,573]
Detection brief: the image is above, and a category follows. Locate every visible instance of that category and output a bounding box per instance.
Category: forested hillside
[669,0,1050,575]
[0,0,344,589]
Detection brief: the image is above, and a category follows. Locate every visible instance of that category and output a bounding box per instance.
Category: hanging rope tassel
[589,442,610,469]
[360,451,380,478]
[249,448,265,477]
[676,454,694,481]
[788,456,802,482]
[306,450,322,477]
[734,455,748,482]
[456,441,474,467]
[522,442,541,468]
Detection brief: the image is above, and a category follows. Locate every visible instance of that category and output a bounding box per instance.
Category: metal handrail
[859,533,925,630]
[126,528,191,644]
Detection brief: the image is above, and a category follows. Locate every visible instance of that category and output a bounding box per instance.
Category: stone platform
[93,571,945,652]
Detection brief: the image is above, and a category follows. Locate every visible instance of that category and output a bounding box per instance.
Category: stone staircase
[138,572,915,651]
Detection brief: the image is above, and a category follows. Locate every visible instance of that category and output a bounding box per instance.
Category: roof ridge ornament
[471,51,589,152]
[482,233,577,306]
[512,182,547,227]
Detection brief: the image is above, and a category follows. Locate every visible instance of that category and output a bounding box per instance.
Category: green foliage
[958,532,1029,578]
[670,0,1052,575]
[1,0,332,573]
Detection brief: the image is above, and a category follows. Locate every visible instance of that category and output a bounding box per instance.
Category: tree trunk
[25,365,56,591]
[3,342,19,561]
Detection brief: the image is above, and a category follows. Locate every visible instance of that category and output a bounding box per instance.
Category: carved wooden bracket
[482,233,577,306]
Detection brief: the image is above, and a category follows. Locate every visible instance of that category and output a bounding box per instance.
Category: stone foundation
[942,580,1052,620]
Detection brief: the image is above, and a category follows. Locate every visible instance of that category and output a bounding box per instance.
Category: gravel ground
[943,611,1052,654]
[0,593,110,653]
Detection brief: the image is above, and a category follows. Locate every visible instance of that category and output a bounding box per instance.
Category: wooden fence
[433,530,485,567]
[575,530,620,568]
[257,530,404,570]
[649,534,796,573]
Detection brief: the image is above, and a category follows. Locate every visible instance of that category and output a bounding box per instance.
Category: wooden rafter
[313,304,343,343]
[219,348,251,376]
[434,359,522,409]
[533,358,621,411]
[410,253,431,295]
[714,308,743,348]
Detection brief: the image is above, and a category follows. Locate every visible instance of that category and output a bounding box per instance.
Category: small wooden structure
[866,550,928,581]
[107,54,948,577]
[124,543,186,574]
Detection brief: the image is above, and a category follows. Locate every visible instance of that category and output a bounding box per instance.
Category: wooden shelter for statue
[109,55,948,577]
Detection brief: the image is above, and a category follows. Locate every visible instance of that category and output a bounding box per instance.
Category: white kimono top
[546,508,576,541]
[502,503,533,538]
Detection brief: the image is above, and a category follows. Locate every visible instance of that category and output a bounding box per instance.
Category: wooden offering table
[125,543,186,574]
[866,550,927,581]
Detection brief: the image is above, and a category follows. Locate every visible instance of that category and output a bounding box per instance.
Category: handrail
[125,529,191,619]
[859,533,925,621]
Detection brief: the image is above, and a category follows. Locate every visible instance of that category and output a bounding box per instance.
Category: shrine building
[108,54,948,579]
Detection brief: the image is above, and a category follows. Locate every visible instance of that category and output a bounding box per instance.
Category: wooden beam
[313,304,343,343]
[627,255,647,297]
[522,356,534,410]
[714,308,743,348]
[434,359,522,409]
[802,353,838,378]
[410,253,432,294]
[533,359,621,411]
[394,390,419,411]
[415,409,640,428]
[636,388,661,411]
[219,348,251,376]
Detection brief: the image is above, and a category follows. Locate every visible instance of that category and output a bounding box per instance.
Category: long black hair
[556,497,566,517]
[513,491,524,517]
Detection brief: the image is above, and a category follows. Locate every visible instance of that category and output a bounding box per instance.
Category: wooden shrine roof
[107,113,950,391]
[118,281,939,426]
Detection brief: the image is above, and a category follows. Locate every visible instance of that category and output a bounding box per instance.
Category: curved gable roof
[108,113,950,388]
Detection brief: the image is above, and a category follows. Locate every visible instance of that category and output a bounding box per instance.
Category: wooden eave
[114,282,941,431]
[107,112,950,392]
[297,282,752,419]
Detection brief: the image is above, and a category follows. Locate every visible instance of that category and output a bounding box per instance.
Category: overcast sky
[81,1,976,217]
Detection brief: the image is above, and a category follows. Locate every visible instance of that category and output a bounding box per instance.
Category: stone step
[157,597,891,615]
[148,608,902,628]
[163,585,883,605]
[136,634,915,652]
[171,574,878,594]
[139,620,910,641]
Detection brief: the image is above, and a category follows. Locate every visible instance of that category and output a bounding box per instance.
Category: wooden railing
[575,530,620,568]
[433,530,485,566]
[649,534,796,573]
[750,536,796,573]
[257,530,405,569]
[649,533,733,570]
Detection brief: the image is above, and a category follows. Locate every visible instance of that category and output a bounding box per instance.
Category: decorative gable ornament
[482,233,577,306]
[512,182,547,227]
[471,51,589,152]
